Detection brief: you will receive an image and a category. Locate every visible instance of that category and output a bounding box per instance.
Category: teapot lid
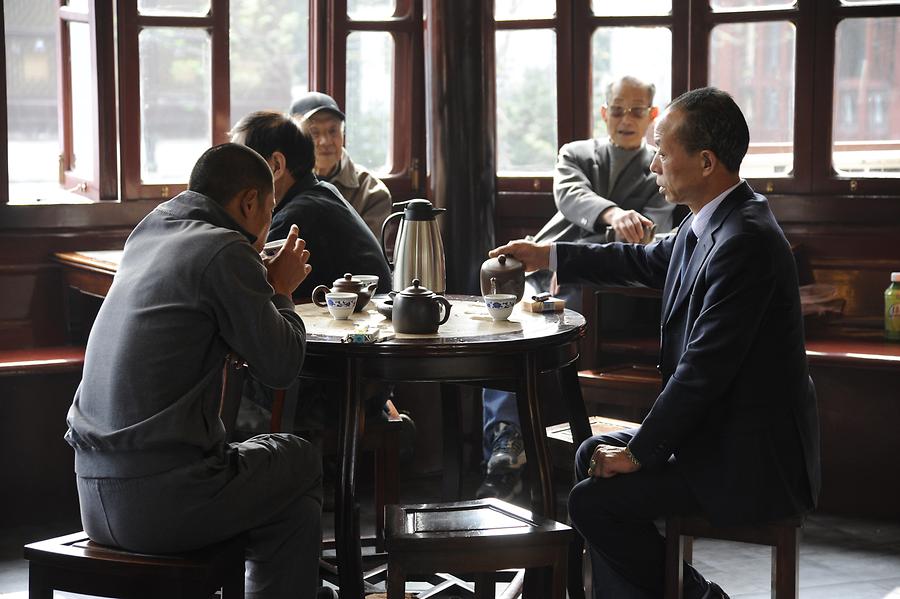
[331,273,362,291]
[398,278,434,296]
[481,254,524,276]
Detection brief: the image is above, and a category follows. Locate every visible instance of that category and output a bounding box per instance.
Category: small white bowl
[483,293,517,321]
[326,292,358,320]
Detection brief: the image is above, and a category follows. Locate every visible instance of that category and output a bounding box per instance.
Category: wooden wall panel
[0,227,132,350]
[1,370,83,527]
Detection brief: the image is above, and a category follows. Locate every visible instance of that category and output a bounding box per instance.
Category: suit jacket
[534,139,674,245]
[557,182,821,525]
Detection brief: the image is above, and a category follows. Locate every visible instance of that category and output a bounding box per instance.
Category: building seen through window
[833,17,900,176]
[709,21,796,179]
[4,0,64,204]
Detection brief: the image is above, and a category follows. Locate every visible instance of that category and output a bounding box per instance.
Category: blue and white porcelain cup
[483,293,517,321]
[326,292,358,320]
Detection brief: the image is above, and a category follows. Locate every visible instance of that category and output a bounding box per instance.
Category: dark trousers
[568,429,711,599]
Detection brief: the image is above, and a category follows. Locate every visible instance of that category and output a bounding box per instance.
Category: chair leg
[551,547,569,599]
[475,572,496,599]
[27,564,53,599]
[386,559,406,599]
[664,519,686,599]
[221,562,245,599]
[567,535,586,599]
[772,527,800,599]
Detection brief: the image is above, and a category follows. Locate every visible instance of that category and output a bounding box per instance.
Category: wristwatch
[624,445,641,467]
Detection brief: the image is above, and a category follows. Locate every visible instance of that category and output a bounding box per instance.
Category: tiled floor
[3,475,900,598]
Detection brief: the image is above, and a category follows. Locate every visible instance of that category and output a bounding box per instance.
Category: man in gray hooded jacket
[65,143,326,599]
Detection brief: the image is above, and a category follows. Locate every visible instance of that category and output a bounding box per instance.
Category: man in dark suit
[489,87,820,599]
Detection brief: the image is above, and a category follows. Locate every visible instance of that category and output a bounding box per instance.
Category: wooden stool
[664,515,803,599]
[385,498,572,599]
[24,531,245,599]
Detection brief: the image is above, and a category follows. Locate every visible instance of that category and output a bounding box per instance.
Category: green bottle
[887,272,900,342]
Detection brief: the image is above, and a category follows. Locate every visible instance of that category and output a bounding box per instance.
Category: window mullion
[0,6,7,205]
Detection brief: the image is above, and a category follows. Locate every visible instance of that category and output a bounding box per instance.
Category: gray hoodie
[66,190,306,478]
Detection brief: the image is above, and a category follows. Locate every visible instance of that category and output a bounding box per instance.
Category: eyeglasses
[606,105,652,118]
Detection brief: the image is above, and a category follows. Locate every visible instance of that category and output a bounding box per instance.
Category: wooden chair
[24,354,250,599]
[24,531,245,599]
[385,498,573,599]
[664,515,803,599]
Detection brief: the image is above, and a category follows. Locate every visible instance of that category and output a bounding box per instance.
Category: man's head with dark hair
[229,111,317,184]
[667,87,749,173]
[189,143,273,206]
[650,86,747,213]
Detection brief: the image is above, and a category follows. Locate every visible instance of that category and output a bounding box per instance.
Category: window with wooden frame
[2,0,115,204]
[491,0,569,194]
[690,0,814,194]
[813,0,900,195]
[116,0,229,202]
[315,0,425,198]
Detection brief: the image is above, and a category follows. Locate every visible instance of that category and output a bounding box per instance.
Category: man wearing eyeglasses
[477,75,676,502]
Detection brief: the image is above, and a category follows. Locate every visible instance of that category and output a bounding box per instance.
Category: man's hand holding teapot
[488,240,551,273]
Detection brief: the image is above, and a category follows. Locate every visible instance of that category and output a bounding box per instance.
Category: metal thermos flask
[381,199,447,294]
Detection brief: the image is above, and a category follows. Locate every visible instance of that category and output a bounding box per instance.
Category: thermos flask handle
[380,211,404,266]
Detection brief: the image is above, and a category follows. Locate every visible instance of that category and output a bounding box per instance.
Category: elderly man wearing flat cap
[290,92,391,240]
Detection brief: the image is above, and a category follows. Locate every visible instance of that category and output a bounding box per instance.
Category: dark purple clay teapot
[480,254,525,301]
[392,279,452,334]
[311,273,377,312]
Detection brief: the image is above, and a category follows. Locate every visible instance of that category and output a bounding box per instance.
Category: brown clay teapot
[311,273,377,312]
[392,279,452,334]
[480,254,525,301]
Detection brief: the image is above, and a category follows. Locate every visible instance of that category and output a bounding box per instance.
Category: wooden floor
[2,473,900,598]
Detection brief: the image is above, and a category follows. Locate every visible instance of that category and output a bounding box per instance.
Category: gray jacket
[66,191,307,479]
[534,139,674,244]
[326,150,392,240]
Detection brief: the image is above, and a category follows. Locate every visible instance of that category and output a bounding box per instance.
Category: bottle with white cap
[886,272,900,341]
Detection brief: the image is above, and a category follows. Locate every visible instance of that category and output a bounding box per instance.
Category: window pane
[348,0,396,20]
[230,0,308,126]
[709,21,795,179]
[4,0,61,202]
[69,21,95,179]
[592,27,671,141]
[495,0,554,20]
[496,29,557,173]
[710,0,795,10]
[138,0,210,16]
[592,0,670,17]
[833,17,900,176]
[66,0,89,13]
[139,28,211,182]
[840,0,900,5]
[345,32,393,173]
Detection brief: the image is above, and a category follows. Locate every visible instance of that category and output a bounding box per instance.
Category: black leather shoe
[316,586,338,599]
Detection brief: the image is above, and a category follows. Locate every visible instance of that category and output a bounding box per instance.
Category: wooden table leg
[336,357,364,598]
[441,383,463,501]
[516,352,555,518]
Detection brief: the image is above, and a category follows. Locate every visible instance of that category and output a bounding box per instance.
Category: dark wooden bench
[0,345,86,377]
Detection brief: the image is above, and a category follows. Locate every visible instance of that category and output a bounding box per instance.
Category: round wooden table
[295,295,590,598]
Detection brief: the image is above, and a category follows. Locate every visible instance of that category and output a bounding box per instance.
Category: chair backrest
[219,354,248,442]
